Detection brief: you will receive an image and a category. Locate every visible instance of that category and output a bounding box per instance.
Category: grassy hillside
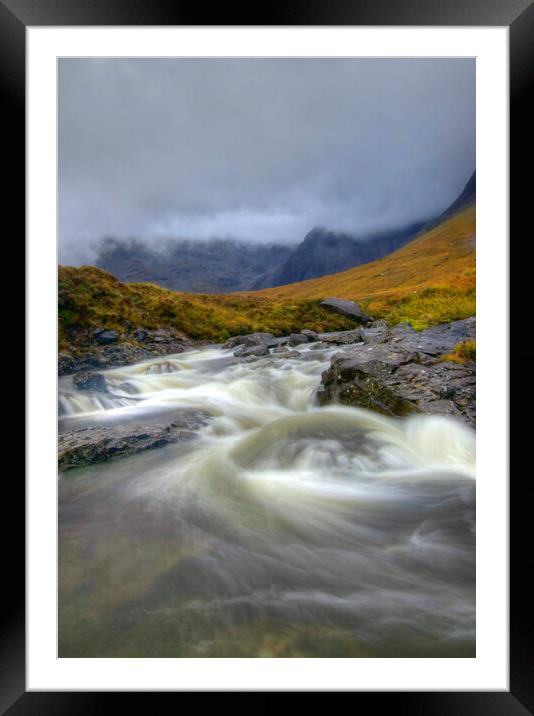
[59,205,475,349]
[58,267,356,349]
[250,206,475,330]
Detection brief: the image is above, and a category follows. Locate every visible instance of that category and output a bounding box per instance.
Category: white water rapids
[58,343,475,657]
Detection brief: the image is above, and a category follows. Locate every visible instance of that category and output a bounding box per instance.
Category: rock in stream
[319,318,476,426]
[58,410,210,471]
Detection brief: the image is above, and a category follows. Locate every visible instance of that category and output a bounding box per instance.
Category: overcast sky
[59,58,475,264]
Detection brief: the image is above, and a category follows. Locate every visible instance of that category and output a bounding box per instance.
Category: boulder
[360,326,389,345]
[58,410,210,471]
[57,336,192,376]
[320,329,362,345]
[318,318,476,426]
[234,344,270,358]
[73,371,108,393]
[301,329,319,341]
[95,329,119,345]
[308,342,329,351]
[288,333,309,346]
[222,332,274,350]
[388,318,476,357]
[320,297,372,324]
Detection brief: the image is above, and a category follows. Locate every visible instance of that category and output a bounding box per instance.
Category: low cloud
[59,58,475,264]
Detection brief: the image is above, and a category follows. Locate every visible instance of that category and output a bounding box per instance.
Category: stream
[58,343,475,657]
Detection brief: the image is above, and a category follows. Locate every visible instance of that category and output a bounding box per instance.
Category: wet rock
[320,297,373,324]
[95,330,119,345]
[319,329,362,345]
[58,410,210,471]
[234,344,270,358]
[319,318,476,426]
[222,332,275,350]
[144,360,179,374]
[320,360,418,417]
[58,353,76,376]
[73,371,108,393]
[308,342,329,351]
[301,329,319,341]
[274,350,301,359]
[360,326,390,345]
[288,333,309,346]
[388,317,476,357]
[391,361,476,424]
[58,337,192,376]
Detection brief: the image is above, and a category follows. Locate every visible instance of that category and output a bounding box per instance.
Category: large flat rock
[320,297,372,323]
[58,410,210,471]
[388,317,476,356]
[319,318,476,426]
[59,340,192,376]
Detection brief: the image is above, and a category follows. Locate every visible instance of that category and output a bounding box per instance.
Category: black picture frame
[4,0,531,710]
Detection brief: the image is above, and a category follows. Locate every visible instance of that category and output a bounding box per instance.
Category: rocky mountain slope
[93,172,474,293]
[59,207,475,378]
[439,171,476,220]
[60,171,476,370]
[95,222,428,293]
[251,204,475,330]
[96,238,293,293]
[255,221,426,289]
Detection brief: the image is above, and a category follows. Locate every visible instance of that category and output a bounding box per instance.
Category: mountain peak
[441,171,476,219]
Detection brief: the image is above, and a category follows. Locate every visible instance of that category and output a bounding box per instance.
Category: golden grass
[249,206,476,329]
[442,340,476,364]
[59,205,475,349]
[58,266,355,349]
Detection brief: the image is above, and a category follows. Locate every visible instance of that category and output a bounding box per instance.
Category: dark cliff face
[267,222,427,287]
[96,239,293,293]
[438,171,476,221]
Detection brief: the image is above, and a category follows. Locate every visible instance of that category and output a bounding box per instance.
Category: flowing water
[58,344,475,658]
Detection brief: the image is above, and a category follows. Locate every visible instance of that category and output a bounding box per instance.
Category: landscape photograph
[58,57,476,658]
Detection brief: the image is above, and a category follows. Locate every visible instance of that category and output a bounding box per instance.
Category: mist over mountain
[96,221,425,293]
[96,238,293,293]
[95,171,475,293]
[263,221,427,289]
[59,59,475,265]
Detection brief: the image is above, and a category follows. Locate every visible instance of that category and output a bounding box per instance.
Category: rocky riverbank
[318,318,476,426]
[59,326,195,375]
[58,305,476,472]
[58,297,370,376]
[58,409,210,471]
[217,316,476,426]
